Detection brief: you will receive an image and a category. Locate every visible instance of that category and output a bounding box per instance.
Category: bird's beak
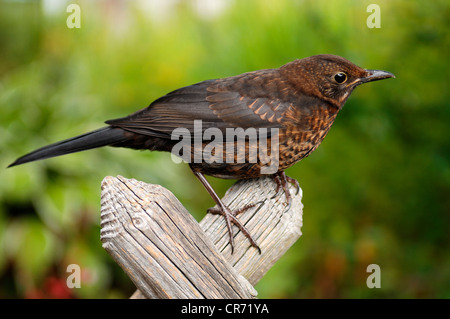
[362,69,395,83]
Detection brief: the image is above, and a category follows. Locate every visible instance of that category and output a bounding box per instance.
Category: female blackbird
[9,54,394,252]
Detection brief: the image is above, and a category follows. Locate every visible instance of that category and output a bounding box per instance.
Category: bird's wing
[105,70,292,139]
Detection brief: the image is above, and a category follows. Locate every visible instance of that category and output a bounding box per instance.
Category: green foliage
[0,0,448,298]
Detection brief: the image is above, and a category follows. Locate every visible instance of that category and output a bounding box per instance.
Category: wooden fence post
[100,175,303,299]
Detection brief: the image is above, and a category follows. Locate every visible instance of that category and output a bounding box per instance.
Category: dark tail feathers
[8,127,128,167]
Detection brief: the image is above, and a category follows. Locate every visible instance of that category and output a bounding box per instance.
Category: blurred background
[0,0,448,298]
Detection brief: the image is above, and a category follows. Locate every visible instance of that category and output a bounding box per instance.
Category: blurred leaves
[0,0,449,298]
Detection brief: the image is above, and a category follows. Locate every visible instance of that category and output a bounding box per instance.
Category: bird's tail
[8,127,128,167]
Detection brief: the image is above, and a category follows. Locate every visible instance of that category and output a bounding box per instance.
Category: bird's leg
[191,169,260,253]
[272,171,300,208]
[208,203,260,217]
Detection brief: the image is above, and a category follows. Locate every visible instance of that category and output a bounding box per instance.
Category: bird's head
[283,54,395,107]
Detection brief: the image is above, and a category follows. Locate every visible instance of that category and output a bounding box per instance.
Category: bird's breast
[277,105,339,169]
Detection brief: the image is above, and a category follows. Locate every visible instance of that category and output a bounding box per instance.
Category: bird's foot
[272,171,300,208]
[207,203,261,254]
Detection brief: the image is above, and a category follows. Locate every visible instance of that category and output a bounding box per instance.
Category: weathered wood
[100,176,255,299]
[100,175,303,299]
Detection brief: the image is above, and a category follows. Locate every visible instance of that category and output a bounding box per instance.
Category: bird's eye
[333,72,347,84]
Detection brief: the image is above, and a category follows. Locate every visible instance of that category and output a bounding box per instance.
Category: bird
[8,54,394,252]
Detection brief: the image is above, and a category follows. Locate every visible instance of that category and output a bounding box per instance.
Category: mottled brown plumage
[9,54,394,252]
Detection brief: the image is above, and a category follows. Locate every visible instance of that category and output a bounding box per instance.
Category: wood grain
[100,175,303,299]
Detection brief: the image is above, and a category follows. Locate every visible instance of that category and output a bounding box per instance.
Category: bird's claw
[272,171,299,209]
[207,203,261,254]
